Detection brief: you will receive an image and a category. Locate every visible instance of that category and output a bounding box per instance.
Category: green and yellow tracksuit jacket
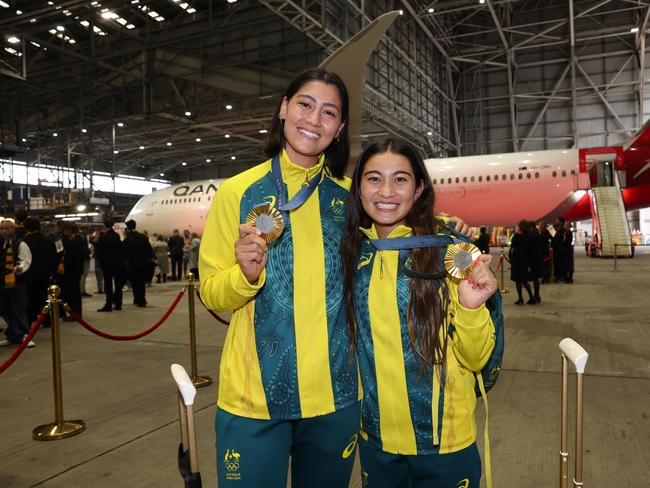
[199,150,359,420]
[354,224,495,455]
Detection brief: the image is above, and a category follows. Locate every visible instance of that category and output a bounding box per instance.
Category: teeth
[298,128,319,139]
[376,203,397,210]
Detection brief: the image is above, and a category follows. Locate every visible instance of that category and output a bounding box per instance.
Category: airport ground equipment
[559,338,589,488]
[171,363,202,488]
[590,173,632,257]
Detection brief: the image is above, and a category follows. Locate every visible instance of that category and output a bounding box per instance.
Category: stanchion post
[575,372,585,488]
[613,244,619,272]
[186,272,212,388]
[560,355,569,488]
[558,338,588,488]
[499,247,509,294]
[33,285,85,441]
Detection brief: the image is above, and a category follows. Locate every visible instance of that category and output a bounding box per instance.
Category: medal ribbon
[271,155,323,212]
[370,235,460,280]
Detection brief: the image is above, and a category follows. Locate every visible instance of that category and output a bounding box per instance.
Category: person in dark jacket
[538,221,552,283]
[22,217,58,324]
[61,222,85,318]
[510,219,535,305]
[168,229,184,281]
[474,226,490,254]
[528,223,544,303]
[562,220,574,283]
[552,217,566,281]
[14,209,28,240]
[95,218,124,312]
[123,219,154,307]
[0,219,32,346]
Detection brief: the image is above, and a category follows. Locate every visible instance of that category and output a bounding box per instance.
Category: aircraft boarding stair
[591,184,632,257]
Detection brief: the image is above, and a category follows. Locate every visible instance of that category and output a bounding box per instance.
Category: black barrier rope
[194,289,230,326]
[0,308,49,375]
[66,288,186,341]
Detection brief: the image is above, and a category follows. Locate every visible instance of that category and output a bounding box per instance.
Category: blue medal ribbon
[271,154,324,212]
[369,234,460,280]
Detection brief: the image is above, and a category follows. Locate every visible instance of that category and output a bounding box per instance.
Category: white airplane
[127,11,650,234]
[126,179,224,236]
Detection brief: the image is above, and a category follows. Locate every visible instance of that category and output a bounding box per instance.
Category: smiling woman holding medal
[199,68,361,488]
[341,139,501,488]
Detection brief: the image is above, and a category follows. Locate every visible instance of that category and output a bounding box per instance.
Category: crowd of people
[0,210,202,347]
[508,217,575,305]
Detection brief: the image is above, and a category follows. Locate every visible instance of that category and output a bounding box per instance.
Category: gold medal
[444,242,481,280]
[246,203,285,243]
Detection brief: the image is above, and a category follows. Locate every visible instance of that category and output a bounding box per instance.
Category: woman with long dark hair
[341,139,498,487]
[199,68,359,487]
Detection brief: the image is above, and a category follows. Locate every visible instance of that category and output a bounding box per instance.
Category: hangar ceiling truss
[1,0,648,189]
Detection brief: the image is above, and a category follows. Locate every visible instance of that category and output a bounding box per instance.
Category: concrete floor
[1,251,649,487]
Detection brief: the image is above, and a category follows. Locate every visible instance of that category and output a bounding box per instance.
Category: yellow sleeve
[198,177,266,312]
[449,282,495,372]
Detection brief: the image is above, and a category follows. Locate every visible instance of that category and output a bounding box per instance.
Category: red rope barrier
[66,289,186,341]
[195,289,230,326]
[0,310,48,375]
[494,257,503,273]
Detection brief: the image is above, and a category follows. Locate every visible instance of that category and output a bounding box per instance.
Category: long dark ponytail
[341,139,450,369]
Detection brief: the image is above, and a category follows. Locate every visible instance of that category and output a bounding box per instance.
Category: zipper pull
[302,171,310,188]
[379,252,384,279]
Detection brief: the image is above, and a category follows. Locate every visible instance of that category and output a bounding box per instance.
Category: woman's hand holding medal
[236,224,268,284]
[458,254,498,310]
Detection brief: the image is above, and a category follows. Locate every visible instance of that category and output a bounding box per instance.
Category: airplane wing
[319,11,401,169]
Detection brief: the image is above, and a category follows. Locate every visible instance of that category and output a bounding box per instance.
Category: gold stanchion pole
[187,272,212,388]
[574,372,585,488]
[560,355,569,488]
[498,247,509,294]
[33,285,85,441]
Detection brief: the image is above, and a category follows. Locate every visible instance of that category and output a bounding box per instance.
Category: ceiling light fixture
[225,104,233,110]
[206,158,211,163]
[81,128,87,133]
[195,137,201,142]
[182,162,187,166]
[56,25,65,31]
[53,132,58,137]
[166,142,172,146]
[139,145,145,150]
[224,134,230,138]
[259,129,268,134]
[7,36,20,44]
[117,122,124,127]
[185,111,191,116]
[231,155,236,160]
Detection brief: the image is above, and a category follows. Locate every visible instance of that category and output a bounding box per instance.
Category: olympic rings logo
[225,462,240,472]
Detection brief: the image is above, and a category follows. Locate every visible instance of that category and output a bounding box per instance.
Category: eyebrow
[296,94,341,111]
[363,170,413,177]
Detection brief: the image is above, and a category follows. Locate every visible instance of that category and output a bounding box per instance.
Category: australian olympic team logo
[224,449,241,480]
[330,197,346,220]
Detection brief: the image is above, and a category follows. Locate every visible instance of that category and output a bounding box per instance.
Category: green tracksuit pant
[358,437,481,488]
[216,402,360,487]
